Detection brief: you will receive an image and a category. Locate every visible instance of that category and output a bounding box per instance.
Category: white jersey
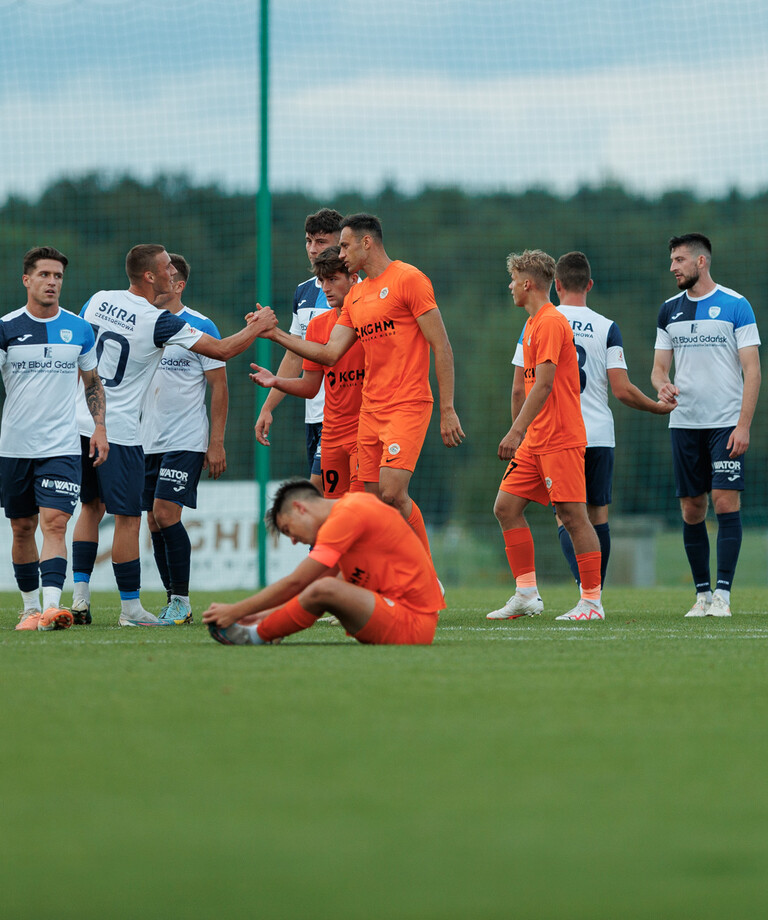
[77,290,203,446]
[0,306,98,458]
[655,283,761,428]
[512,304,627,447]
[290,276,331,424]
[140,306,225,454]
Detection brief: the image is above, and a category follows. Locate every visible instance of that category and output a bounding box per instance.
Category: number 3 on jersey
[575,343,587,393]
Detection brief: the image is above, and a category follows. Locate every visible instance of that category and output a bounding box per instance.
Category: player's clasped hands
[244,304,278,335]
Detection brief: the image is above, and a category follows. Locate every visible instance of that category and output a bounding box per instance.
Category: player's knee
[300,576,339,607]
[11,516,37,539]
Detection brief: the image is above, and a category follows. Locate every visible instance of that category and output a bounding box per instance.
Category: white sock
[171,594,191,607]
[21,589,40,611]
[120,596,143,616]
[516,585,538,597]
[73,581,91,604]
[698,591,713,603]
[42,586,62,610]
[714,589,730,604]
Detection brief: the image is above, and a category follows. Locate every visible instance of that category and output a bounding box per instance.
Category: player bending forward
[204,480,445,646]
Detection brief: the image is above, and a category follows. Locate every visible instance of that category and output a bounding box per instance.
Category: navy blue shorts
[306,422,323,476]
[80,436,144,516]
[584,447,614,507]
[142,450,205,510]
[0,455,81,518]
[670,427,744,497]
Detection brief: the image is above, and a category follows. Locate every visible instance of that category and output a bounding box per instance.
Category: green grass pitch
[3,585,768,920]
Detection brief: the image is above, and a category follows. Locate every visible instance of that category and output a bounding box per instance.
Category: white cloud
[2,54,768,200]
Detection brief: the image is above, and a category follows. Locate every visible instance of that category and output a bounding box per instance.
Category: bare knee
[680,495,708,524]
[11,516,37,540]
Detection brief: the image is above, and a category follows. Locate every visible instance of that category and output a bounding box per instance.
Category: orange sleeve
[308,544,342,567]
[534,313,569,366]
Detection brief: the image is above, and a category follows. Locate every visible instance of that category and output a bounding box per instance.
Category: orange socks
[407,500,431,557]
[576,551,602,601]
[503,527,536,584]
[256,597,319,642]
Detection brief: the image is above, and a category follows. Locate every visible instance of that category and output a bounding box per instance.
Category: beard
[677,270,699,291]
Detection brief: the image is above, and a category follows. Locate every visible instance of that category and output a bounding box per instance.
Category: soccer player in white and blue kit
[511,252,675,585]
[0,247,108,631]
[254,208,342,490]
[140,254,229,624]
[70,244,275,627]
[652,234,761,618]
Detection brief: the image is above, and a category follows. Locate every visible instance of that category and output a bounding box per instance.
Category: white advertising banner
[0,481,307,593]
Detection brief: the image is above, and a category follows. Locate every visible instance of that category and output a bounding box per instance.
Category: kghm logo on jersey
[709,306,721,319]
[60,329,73,343]
[379,287,389,299]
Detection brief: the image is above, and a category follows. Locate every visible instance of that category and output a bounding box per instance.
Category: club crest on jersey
[379,287,389,299]
[527,336,532,346]
[388,443,401,455]
[708,306,721,319]
[545,477,553,489]
[60,329,73,343]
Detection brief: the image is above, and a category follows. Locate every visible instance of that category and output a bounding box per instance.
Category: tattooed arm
[82,367,109,467]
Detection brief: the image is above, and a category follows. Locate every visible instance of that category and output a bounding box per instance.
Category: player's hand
[246,305,278,336]
[657,382,679,404]
[254,409,273,446]
[440,407,465,447]
[90,425,109,467]
[654,396,677,415]
[498,427,523,461]
[727,424,750,458]
[249,362,278,389]
[202,602,242,628]
[204,443,227,479]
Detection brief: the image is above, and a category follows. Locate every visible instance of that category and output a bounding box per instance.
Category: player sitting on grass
[203,479,444,646]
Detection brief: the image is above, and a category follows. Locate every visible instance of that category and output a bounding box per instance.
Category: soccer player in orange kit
[487,249,605,622]
[255,213,464,556]
[249,246,365,498]
[203,479,445,646]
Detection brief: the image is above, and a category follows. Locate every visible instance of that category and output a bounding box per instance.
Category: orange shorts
[499,442,586,505]
[354,593,439,645]
[321,439,362,497]
[357,401,432,483]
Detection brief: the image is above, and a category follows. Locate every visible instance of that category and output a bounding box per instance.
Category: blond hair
[506,249,556,290]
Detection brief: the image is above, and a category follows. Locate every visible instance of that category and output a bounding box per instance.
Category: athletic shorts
[584,446,614,507]
[0,455,81,518]
[321,439,361,497]
[354,593,439,645]
[357,401,432,483]
[80,436,144,517]
[671,427,745,496]
[306,422,323,477]
[499,442,587,505]
[142,450,206,511]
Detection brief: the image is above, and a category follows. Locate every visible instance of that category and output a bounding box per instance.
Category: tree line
[1,174,767,527]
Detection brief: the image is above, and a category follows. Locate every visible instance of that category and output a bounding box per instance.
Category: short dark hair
[340,213,383,242]
[266,478,321,536]
[555,251,591,293]
[313,245,349,281]
[669,233,712,258]
[304,208,343,237]
[125,244,166,283]
[169,253,190,283]
[23,246,68,275]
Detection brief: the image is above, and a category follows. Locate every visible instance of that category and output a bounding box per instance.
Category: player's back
[77,290,199,446]
[315,492,445,614]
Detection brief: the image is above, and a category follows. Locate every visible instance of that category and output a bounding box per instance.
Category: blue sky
[2,0,768,199]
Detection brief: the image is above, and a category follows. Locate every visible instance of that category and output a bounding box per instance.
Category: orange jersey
[337,260,436,411]
[308,492,445,615]
[521,302,586,453]
[303,310,365,446]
